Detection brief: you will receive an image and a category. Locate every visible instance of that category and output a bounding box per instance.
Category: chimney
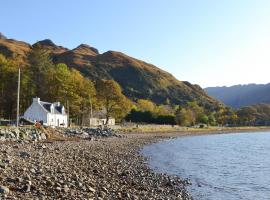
[61,107,65,114]
[33,97,40,103]
[53,102,60,106]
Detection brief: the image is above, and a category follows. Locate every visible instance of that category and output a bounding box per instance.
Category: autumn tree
[27,44,54,98]
[96,79,131,124]
[154,105,173,116]
[0,54,18,118]
[175,107,194,126]
[45,64,97,122]
[137,99,156,112]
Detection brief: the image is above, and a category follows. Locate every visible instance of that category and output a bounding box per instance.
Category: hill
[237,103,270,125]
[0,33,219,109]
[205,84,270,108]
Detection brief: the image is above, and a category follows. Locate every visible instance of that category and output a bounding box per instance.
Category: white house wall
[24,99,68,128]
[47,113,68,127]
[24,102,48,124]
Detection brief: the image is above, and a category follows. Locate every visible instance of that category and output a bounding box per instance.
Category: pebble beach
[0,133,192,200]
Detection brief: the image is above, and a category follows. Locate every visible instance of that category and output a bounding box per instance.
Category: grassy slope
[0,36,219,108]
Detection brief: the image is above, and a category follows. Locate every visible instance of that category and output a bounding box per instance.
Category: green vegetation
[0,36,221,112]
[0,47,128,124]
[0,36,269,127]
[236,104,270,126]
[95,79,132,124]
[125,99,270,127]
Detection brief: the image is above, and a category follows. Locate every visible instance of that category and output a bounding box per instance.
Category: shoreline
[120,125,270,135]
[0,133,193,199]
[0,128,269,199]
[137,128,270,199]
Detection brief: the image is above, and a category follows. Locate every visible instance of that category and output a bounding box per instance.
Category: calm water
[142,132,270,200]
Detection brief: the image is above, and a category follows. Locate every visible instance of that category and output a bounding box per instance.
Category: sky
[1,0,270,87]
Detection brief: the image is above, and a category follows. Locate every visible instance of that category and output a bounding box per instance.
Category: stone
[89,187,96,193]
[22,184,31,193]
[0,185,9,194]
[19,151,31,158]
[63,185,69,192]
[0,161,6,169]
[16,177,23,183]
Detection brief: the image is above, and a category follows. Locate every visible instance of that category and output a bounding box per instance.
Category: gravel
[0,134,193,199]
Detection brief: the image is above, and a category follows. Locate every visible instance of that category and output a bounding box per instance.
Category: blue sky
[1,0,270,87]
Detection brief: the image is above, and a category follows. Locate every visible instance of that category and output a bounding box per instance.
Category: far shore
[116,125,270,136]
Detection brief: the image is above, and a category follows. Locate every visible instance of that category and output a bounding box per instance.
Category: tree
[137,99,156,112]
[208,113,217,126]
[175,107,194,126]
[125,109,154,123]
[27,44,54,98]
[154,105,173,116]
[0,54,18,118]
[197,113,209,124]
[187,101,203,124]
[45,64,97,122]
[237,106,257,125]
[96,79,131,123]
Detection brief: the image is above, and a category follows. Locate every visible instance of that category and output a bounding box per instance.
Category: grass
[115,124,270,134]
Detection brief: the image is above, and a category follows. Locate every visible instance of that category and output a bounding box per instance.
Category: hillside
[205,84,270,108]
[0,33,219,108]
[237,103,270,125]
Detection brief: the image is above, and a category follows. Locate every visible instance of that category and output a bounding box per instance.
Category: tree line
[0,44,269,127]
[0,44,131,124]
[125,98,270,127]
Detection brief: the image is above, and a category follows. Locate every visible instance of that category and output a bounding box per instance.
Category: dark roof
[39,101,65,115]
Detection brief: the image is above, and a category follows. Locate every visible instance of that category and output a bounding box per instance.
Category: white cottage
[82,109,115,127]
[23,98,68,127]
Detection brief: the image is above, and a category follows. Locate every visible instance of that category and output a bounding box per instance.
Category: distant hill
[205,84,270,108]
[0,33,219,109]
[237,103,270,125]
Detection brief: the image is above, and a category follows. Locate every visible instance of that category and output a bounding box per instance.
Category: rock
[0,32,7,39]
[0,161,6,169]
[19,151,31,158]
[16,177,23,183]
[0,127,47,142]
[22,184,31,193]
[89,187,96,193]
[0,132,192,199]
[0,185,9,194]
[63,185,69,192]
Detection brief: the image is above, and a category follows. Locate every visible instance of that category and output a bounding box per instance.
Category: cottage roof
[39,101,65,115]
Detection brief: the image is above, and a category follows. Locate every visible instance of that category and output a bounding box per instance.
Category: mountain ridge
[0,33,219,109]
[205,83,270,108]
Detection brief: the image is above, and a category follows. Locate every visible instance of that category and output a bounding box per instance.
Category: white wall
[47,113,68,127]
[24,98,68,127]
[24,101,48,124]
[86,118,115,126]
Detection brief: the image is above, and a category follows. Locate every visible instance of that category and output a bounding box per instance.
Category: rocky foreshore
[0,126,118,142]
[0,133,193,199]
[0,127,47,142]
[57,127,118,138]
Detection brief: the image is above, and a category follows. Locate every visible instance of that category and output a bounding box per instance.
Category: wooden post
[16,68,21,127]
[89,94,93,127]
[67,100,70,127]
